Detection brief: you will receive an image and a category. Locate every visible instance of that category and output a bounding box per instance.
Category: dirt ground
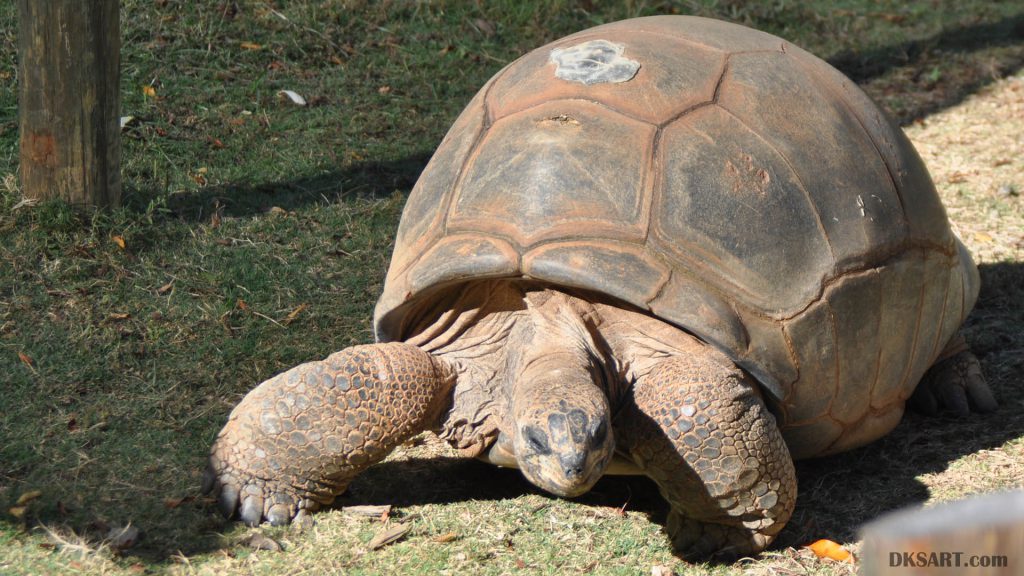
[906,70,1024,264]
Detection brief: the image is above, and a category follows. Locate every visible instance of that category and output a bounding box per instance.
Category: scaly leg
[911,332,997,416]
[204,342,455,526]
[615,354,796,560]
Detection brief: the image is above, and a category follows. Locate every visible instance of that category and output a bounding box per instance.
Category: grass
[1,1,1023,574]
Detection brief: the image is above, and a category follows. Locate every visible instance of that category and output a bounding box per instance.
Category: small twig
[251,309,285,328]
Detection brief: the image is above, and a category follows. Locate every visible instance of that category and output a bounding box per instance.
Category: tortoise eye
[523,426,551,455]
[591,419,608,446]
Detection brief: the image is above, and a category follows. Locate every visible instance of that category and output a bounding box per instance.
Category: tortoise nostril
[560,454,587,479]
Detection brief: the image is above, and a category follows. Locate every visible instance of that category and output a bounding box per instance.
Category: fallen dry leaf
[974,231,995,243]
[806,539,854,563]
[472,18,496,36]
[240,42,262,50]
[157,281,173,295]
[237,299,249,311]
[432,532,458,543]
[16,491,42,506]
[18,351,34,368]
[112,235,126,249]
[108,312,130,321]
[163,496,194,509]
[142,85,157,98]
[278,90,307,106]
[284,303,308,324]
[368,522,411,550]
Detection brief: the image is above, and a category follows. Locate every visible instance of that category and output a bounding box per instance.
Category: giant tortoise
[204,15,996,559]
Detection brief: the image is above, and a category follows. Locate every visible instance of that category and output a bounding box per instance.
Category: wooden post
[17,0,121,208]
[860,490,1024,575]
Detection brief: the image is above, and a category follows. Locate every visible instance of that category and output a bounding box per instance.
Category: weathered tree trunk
[17,0,121,208]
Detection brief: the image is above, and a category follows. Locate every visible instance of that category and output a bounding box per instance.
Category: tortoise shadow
[334,262,1024,560]
[123,152,433,222]
[825,13,1024,123]
[828,14,1024,83]
[339,455,668,518]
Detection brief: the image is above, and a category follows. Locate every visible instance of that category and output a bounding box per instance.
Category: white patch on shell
[549,39,640,86]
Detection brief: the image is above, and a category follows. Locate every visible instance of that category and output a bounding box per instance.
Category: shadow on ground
[828,13,1024,122]
[125,151,433,222]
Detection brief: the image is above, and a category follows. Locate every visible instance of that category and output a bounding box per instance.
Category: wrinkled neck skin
[504,290,616,497]
[405,280,699,493]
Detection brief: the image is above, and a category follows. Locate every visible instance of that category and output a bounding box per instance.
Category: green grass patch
[1,1,1023,574]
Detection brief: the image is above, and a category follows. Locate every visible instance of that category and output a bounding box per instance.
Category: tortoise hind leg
[615,354,796,560]
[910,333,997,416]
[204,342,455,526]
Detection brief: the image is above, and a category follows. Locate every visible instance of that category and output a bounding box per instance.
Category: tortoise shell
[374,16,978,459]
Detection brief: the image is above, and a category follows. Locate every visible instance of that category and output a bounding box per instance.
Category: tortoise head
[512,385,614,498]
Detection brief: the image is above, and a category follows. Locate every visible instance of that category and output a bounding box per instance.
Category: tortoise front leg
[615,354,796,560]
[204,342,455,526]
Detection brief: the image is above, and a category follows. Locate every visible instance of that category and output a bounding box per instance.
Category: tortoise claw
[293,508,315,531]
[267,503,293,526]
[218,483,240,519]
[240,495,265,527]
[201,465,216,494]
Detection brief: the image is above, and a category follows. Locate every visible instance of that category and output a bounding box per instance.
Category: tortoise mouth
[515,438,612,498]
[521,463,602,498]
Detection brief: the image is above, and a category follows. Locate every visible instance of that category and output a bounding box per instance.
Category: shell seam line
[437,75,502,241]
[769,240,955,323]
[654,53,728,130]
[928,266,953,364]
[642,126,664,247]
[866,280,886,402]
[895,253,930,402]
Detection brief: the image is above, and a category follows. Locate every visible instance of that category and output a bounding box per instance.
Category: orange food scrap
[806,539,854,563]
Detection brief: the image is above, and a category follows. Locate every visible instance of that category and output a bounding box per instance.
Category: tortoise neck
[508,289,611,418]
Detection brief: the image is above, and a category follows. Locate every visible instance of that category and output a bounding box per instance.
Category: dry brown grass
[908,71,1024,264]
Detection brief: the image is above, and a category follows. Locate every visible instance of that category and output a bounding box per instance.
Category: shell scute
[523,241,668,305]
[654,106,831,314]
[449,101,654,246]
